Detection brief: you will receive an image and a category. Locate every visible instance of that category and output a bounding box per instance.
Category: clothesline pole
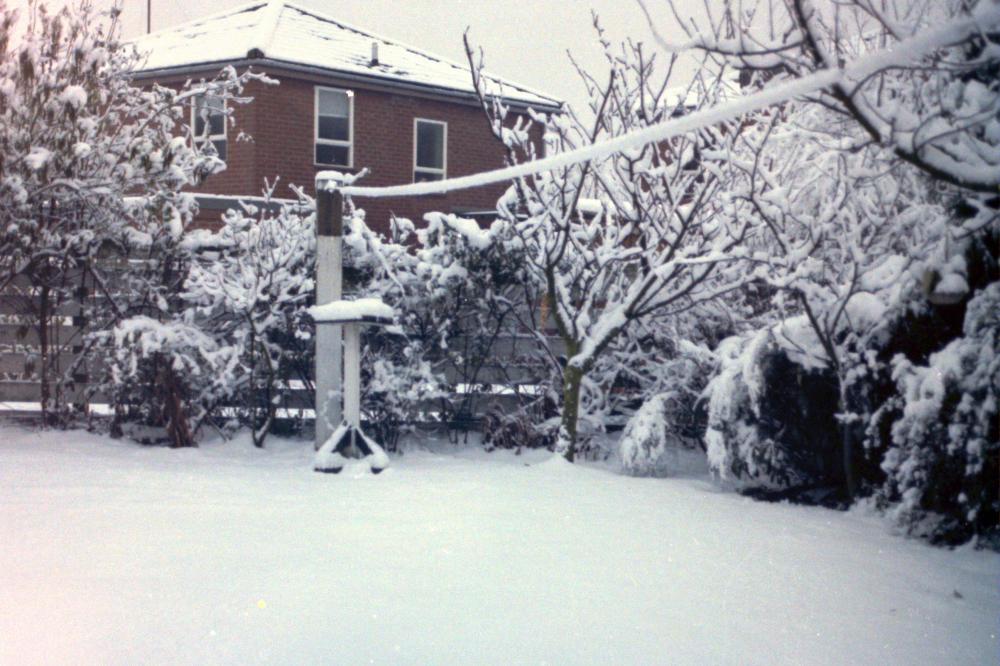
[314,185,343,450]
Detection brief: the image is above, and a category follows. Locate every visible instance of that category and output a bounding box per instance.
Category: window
[414,119,446,182]
[315,87,353,167]
[192,93,227,160]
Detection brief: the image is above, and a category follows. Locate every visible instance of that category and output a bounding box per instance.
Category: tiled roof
[132,1,562,110]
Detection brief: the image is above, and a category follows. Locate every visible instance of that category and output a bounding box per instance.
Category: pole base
[314,422,389,474]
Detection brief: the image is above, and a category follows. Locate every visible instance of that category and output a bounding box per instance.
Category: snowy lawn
[0,427,996,665]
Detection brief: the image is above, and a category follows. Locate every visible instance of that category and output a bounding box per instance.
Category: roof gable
[131,1,561,110]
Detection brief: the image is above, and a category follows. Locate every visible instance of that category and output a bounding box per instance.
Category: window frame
[314,85,355,169]
[413,118,447,182]
[191,92,227,158]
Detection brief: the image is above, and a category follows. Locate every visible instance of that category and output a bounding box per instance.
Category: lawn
[0,426,996,665]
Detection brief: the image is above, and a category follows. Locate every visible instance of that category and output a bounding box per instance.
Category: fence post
[315,186,343,450]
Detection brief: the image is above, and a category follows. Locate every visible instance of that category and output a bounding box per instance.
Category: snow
[131,1,559,110]
[312,422,350,470]
[844,291,888,330]
[576,198,604,215]
[308,297,394,323]
[23,146,51,171]
[314,422,390,473]
[57,85,88,110]
[932,269,970,304]
[421,212,492,249]
[314,169,364,188]
[1,426,997,665]
[113,315,221,363]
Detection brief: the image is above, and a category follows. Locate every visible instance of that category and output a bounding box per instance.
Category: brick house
[131,1,561,232]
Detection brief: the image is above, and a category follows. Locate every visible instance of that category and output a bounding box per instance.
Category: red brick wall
[175,67,546,233]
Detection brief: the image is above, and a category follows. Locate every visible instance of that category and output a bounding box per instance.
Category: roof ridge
[278,1,561,105]
[248,0,286,57]
[135,1,268,42]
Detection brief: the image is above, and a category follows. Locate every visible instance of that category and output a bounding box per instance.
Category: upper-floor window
[192,93,227,160]
[414,118,446,182]
[315,87,353,168]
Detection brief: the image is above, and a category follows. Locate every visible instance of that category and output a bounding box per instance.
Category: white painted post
[343,322,361,430]
[314,187,343,450]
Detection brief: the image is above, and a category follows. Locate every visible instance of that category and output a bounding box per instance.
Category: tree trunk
[161,363,196,448]
[557,363,584,463]
[38,282,51,422]
[838,385,857,500]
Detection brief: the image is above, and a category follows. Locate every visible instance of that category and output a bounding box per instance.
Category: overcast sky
[89,0,698,116]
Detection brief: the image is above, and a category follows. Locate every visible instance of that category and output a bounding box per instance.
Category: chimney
[370,41,379,66]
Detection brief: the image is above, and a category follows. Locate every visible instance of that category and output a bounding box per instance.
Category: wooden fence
[0,277,561,429]
[0,267,91,419]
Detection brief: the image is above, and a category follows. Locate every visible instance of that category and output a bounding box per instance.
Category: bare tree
[465,23,756,461]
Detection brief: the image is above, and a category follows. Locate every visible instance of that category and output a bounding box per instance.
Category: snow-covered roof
[131,1,561,111]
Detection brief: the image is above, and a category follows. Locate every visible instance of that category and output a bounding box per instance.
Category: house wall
[172,66,545,233]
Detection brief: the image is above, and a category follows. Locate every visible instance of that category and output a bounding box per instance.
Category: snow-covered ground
[0,426,996,665]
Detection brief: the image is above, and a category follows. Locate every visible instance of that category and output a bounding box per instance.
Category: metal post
[343,323,361,429]
[314,188,343,449]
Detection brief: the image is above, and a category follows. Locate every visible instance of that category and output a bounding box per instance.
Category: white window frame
[314,86,354,168]
[191,93,227,154]
[413,118,447,182]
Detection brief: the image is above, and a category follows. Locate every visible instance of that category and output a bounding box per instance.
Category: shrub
[619,394,683,477]
[106,316,240,447]
[875,282,1000,544]
[703,330,843,500]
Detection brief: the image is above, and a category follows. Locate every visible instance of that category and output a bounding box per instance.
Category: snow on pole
[314,185,343,450]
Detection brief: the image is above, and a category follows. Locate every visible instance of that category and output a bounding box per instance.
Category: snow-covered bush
[720,87,954,497]
[618,336,718,475]
[703,217,998,517]
[180,192,316,446]
[359,334,444,452]
[106,316,241,447]
[0,0,264,425]
[99,184,545,449]
[875,283,999,544]
[703,329,843,498]
[90,196,207,447]
[619,394,683,477]
[335,210,447,446]
[341,206,555,447]
[412,212,552,435]
[481,400,558,452]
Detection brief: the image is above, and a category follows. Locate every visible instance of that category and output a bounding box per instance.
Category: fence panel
[0,261,561,428]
